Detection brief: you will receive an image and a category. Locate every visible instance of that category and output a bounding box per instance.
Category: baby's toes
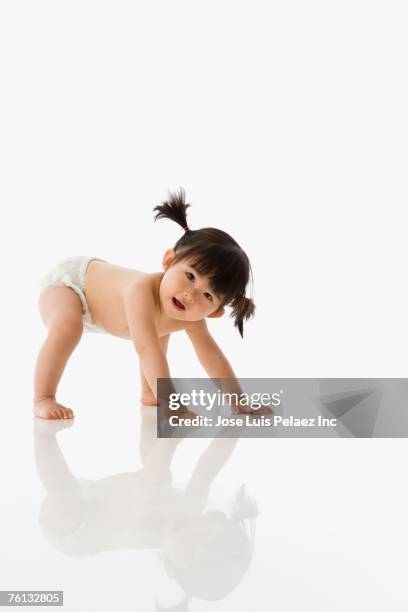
[60,406,74,419]
[55,403,74,419]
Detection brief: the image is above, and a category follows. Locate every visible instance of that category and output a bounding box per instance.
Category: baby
[33,188,259,420]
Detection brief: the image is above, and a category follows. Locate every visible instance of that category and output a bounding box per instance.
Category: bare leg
[140,334,170,405]
[33,286,84,419]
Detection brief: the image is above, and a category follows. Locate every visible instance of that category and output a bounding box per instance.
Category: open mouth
[172,297,185,311]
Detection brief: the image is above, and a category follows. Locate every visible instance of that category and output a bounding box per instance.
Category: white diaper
[39,256,106,334]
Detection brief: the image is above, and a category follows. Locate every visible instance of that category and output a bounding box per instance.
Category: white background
[1,1,407,611]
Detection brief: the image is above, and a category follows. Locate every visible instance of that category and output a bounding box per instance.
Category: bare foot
[34,397,75,420]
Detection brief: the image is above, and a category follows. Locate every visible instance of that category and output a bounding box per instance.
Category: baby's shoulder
[123,272,159,296]
[122,272,161,316]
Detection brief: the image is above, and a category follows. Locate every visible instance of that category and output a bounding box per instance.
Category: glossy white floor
[2,1,408,606]
[2,347,408,611]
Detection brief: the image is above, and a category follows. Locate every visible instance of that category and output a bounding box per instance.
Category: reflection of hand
[159,406,200,441]
[169,407,198,423]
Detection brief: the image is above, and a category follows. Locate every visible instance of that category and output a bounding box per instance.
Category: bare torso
[84,260,188,339]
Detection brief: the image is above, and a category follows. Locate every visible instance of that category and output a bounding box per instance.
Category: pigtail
[229,484,258,521]
[229,484,257,557]
[153,187,191,232]
[231,294,256,338]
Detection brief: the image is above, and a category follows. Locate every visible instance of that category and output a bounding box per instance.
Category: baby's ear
[162,248,176,270]
[207,307,225,318]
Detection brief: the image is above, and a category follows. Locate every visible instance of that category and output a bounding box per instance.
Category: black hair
[156,485,257,605]
[153,187,255,338]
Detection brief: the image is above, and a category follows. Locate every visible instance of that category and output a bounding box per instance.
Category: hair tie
[183,225,191,233]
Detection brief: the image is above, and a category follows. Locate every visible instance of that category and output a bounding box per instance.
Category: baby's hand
[231,403,273,416]
[159,400,198,422]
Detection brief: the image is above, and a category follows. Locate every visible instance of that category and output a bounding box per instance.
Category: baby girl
[33,188,259,420]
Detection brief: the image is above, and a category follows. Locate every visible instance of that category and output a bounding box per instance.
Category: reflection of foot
[33,397,75,420]
[33,416,74,436]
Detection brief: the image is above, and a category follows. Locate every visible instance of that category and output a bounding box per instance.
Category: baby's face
[160,255,223,321]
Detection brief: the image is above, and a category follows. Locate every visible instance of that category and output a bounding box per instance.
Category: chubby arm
[186,319,245,413]
[186,319,238,378]
[186,321,273,415]
[139,335,170,404]
[123,281,173,400]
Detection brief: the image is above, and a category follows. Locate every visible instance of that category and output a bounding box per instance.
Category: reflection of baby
[34,411,258,606]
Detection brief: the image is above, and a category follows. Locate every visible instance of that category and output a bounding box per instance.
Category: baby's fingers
[251,406,273,415]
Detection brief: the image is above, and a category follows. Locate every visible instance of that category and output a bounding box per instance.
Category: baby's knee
[48,312,83,342]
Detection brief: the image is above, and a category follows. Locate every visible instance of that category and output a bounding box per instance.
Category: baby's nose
[184,291,194,304]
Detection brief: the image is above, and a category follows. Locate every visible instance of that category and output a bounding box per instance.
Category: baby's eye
[204,293,213,301]
[186,272,195,281]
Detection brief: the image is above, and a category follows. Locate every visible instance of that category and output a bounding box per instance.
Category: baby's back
[85,260,145,338]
